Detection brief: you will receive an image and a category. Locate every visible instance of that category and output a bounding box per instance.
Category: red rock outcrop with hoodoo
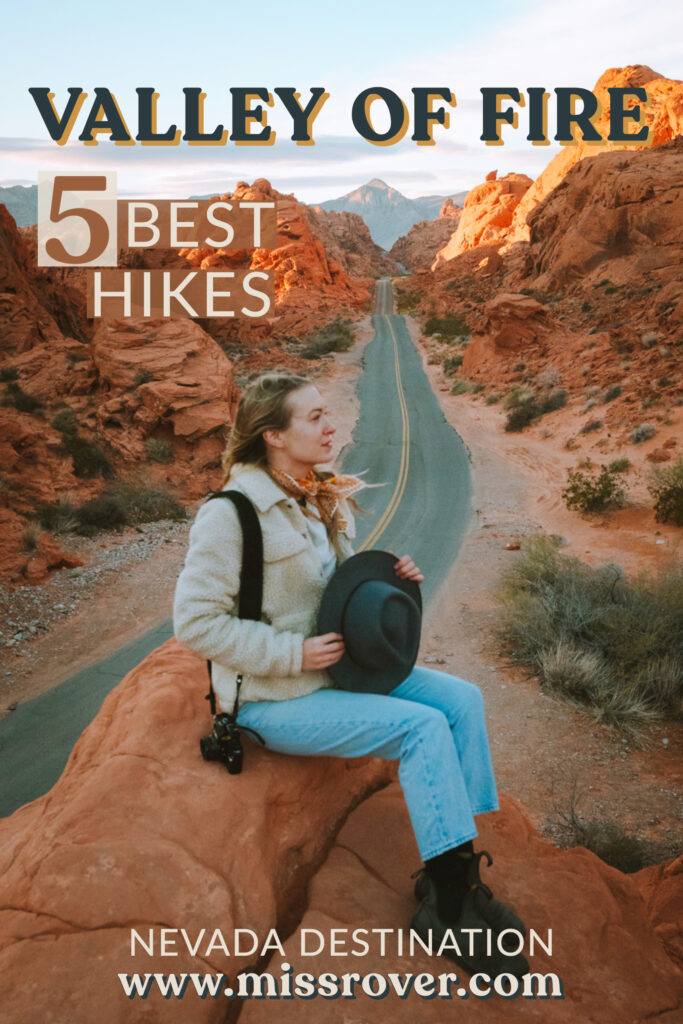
[389,199,462,272]
[433,172,532,267]
[0,641,680,1023]
[181,179,376,343]
[506,65,683,247]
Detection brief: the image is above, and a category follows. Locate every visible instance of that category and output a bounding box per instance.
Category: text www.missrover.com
[118,927,564,1001]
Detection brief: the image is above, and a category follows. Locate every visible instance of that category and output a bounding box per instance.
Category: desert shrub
[608,457,631,473]
[109,482,186,525]
[66,350,88,364]
[22,523,41,552]
[442,354,463,375]
[423,314,469,340]
[34,497,79,533]
[603,384,622,403]
[62,433,114,479]
[648,458,683,526]
[0,365,19,382]
[580,419,602,434]
[145,438,174,464]
[550,786,678,871]
[76,494,128,533]
[301,319,354,358]
[503,383,567,432]
[2,381,43,413]
[505,403,538,431]
[497,535,683,728]
[503,386,534,411]
[395,289,420,313]
[562,464,627,514]
[543,388,568,413]
[537,368,562,389]
[75,483,186,535]
[629,422,656,444]
[450,379,477,396]
[485,393,501,405]
[581,301,591,313]
[51,408,78,436]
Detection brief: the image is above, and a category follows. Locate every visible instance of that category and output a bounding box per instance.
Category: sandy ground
[1,310,681,861]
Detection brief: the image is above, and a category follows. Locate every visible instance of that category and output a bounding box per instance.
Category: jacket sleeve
[173,499,304,677]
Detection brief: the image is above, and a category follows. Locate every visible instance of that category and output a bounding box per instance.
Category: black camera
[200,713,244,774]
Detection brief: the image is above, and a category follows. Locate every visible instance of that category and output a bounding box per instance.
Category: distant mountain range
[315,179,468,249]
[0,185,37,227]
[0,179,469,249]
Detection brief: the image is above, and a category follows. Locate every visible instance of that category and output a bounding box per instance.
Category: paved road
[343,278,471,599]
[0,278,471,816]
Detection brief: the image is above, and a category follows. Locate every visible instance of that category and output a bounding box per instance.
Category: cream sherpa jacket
[173,464,355,709]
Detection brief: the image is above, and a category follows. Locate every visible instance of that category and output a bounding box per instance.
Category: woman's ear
[263,428,283,449]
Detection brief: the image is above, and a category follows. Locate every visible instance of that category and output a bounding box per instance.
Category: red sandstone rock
[91,318,237,442]
[390,204,461,273]
[305,205,390,280]
[507,66,683,246]
[240,785,682,1023]
[647,447,673,463]
[0,639,394,1023]
[522,138,683,308]
[0,179,374,584]
[434,173,532,266]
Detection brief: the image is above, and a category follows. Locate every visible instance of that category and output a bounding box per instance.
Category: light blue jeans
[236,666,499,861]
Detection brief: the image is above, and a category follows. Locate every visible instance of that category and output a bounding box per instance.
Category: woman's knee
[402,703,453,751]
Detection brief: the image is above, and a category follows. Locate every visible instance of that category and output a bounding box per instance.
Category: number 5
[43,175,112,265]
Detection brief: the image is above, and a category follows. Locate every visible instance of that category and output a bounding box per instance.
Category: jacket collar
[227,465,291,513]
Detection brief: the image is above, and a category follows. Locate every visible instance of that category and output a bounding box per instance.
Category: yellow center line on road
[358,280,411,551]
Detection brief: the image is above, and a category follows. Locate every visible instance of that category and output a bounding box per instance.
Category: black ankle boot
[414,847,527,938]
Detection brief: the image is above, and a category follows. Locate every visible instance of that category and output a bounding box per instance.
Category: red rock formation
[401,130,682,423]
[0,639,679,1021]
[241,786,682,1023]
[0,639,394,1023]
[91,318,238,444]
[390,200,461,273]
[181,179,373,344]
[507,66,683,246]
[521,137,683,314]
[305,205,391,280]
[0,178,375,584]
[434,173,532,266]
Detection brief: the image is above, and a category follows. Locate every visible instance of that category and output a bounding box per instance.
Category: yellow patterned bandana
[268,469,365,532]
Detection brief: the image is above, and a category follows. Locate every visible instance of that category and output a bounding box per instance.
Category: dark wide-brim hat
[317,550,422,693]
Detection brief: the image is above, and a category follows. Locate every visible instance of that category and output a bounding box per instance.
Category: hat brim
[317,550,422,693]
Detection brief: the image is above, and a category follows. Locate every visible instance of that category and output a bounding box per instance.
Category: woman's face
[264,385,336,474]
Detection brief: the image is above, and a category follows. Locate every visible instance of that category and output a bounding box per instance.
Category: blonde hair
[221,372,313,483]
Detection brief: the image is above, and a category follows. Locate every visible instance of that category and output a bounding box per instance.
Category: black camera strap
[203,490,264,732]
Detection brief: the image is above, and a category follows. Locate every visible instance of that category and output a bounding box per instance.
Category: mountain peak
[365,178,390,190]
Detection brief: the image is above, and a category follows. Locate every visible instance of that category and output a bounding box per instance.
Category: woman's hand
[302,632,345,671]
[393,553,424,584]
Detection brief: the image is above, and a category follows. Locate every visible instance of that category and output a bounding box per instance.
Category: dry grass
[497,535,683,731]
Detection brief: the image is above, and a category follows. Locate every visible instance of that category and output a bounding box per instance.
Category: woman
[173,372,528,977]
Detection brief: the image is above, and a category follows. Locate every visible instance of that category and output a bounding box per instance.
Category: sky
[1,0,680,202]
